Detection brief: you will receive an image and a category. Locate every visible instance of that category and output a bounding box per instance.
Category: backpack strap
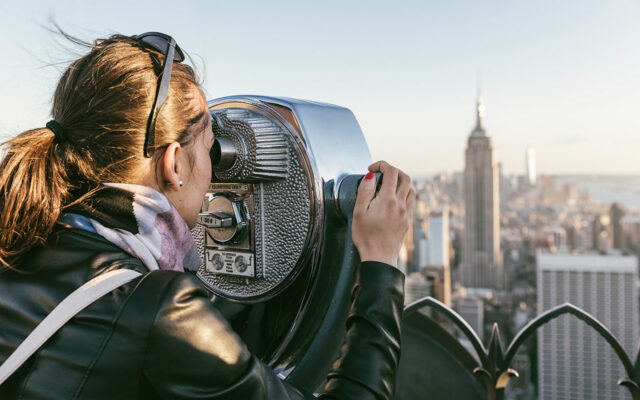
[0,268,143,385]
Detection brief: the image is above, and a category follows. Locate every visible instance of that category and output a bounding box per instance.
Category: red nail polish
[365,172,375,180]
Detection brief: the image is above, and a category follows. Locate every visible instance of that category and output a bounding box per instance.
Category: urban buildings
[401,88,640,399]
[537,252,639,400]
[460,96,503,290]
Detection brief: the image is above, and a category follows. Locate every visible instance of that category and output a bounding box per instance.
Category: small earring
[179,180,183,187]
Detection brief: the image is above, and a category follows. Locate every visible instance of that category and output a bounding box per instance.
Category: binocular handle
[334,173,383,219]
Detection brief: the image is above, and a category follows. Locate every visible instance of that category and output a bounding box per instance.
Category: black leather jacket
[0,228,404,399]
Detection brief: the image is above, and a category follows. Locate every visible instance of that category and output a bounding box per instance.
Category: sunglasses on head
[131,32,186,158]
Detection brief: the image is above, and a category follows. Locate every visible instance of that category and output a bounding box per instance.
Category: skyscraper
[460,96,503,289]
[611,202,627,251]
[425,208,450,268]
[526,147,536,187]
[423,207,452,306]
[537,252,639,400]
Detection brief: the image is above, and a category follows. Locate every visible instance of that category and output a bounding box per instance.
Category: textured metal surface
[212,114,255,181]
[252,96,371,181]
[196,107,311,300]
[239,112,289,180]
[213,109,289,181]
[191,223,205,265]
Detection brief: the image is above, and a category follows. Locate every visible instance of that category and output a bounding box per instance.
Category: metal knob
[198,211,234,228]
[199,195,250,245]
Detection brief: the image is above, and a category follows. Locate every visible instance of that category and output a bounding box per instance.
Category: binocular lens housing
[211,136,237,171]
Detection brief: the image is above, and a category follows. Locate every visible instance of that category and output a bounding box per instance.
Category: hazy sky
[1,0,640,176]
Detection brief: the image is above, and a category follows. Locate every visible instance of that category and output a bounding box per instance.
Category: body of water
[549,175,640,210]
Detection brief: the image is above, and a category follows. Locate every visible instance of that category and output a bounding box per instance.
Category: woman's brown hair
[0,32,208,270]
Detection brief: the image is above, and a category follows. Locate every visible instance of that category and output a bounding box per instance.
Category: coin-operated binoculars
[193,95,373,392]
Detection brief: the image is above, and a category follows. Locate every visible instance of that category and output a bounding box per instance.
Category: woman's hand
[352,160,415,268]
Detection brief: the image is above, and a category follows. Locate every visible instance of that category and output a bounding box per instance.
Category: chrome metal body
[193,95,372,392]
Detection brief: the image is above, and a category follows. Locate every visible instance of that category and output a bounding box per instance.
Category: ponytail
[0,128,70,269]
[0,30,205,270]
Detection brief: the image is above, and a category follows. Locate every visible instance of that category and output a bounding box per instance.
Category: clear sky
[1,0,640,176]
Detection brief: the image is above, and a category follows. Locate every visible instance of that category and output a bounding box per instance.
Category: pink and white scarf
[62,183,201,273]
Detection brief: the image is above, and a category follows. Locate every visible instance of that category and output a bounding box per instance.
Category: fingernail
[365,172,375,180]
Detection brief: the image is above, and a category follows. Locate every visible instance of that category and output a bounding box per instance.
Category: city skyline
[404,142,640,398]
[1,1,640,176]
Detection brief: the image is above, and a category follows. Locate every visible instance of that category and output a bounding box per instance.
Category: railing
[401,297,640,400]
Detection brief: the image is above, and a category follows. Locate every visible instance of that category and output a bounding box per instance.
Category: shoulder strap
[0,268,143,385]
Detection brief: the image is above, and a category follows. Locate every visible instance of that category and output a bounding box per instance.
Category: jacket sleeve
[142,262,404,400]
[319,261,405,399]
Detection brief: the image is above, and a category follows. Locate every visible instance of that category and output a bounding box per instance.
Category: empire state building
[460,96,503,290]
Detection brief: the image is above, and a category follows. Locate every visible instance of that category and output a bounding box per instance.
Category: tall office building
[611,202,627,251]
[537,252,639,400]
[423,207,452,306]
[412,208,451,306]
[461,96,503,289]
[526,147,536,187]
[425,208,450,267]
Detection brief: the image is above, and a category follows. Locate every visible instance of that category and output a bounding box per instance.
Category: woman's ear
[160,142,182,191]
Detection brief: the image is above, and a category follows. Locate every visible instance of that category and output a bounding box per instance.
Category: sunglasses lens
[138,35,184,62]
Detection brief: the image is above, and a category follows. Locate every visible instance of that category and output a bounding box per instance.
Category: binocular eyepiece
[210,136,236,171]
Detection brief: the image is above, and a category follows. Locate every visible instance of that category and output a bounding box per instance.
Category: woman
[0,32,414,399]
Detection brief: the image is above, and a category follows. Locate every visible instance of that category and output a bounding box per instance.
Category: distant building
[565,221,590,253]
[498,162,506,202]
[401,209,417,274]
[455,296,485,341]
[610,203,627,251]
[513,301,530,333]
[625,215,640,248]
[425,208,450,267]
[550,227,568,253]
[461,95,503,290]
[423,265,451,308]
[422,207,452,306]
[573,228,589,253]
[597,230,612,253]
[526,147,536,187]
[537,252,639,400]
[405,272,433,305]
[592,214,612,252]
